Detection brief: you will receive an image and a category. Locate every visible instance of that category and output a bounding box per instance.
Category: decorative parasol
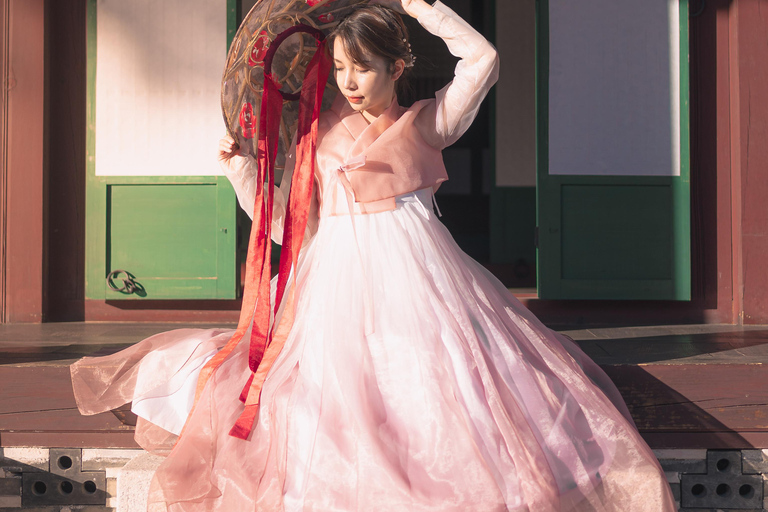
[182,0,371,443]
[221,0,369,178]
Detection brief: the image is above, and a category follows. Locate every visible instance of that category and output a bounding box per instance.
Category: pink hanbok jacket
[223,1,500,244]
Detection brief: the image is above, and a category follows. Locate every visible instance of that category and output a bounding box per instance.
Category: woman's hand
[369,0,428,18]
[368,0,405,13]
[217,135,241,173]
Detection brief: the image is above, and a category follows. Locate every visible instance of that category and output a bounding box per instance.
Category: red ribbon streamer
[178,26,332,444]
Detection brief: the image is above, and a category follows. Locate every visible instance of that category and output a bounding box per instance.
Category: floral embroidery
[248,31,271,67]
[239,102,256,139]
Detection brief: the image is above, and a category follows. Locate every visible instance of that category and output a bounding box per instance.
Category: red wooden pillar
[731,0,768,324]
[711,1,736,323]
[697,0,768,325]
[0,0,5,321]
[1,0,45,323]
[687,0,737,324]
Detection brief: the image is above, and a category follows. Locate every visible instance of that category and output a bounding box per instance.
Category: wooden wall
[0,0,86,322]
[1,0,45,323]
[3,0,768,324]
[1,0,7,322]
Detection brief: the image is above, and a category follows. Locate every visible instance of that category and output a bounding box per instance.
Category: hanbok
[71,3,677,510]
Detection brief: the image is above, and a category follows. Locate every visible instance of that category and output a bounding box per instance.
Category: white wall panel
[95,0,226,176]
[548,0,680,176]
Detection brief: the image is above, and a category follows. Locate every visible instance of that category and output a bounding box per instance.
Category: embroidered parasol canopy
[200,0,370,441]
[221,0,369,177]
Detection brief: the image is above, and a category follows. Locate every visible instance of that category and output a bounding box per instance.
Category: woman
[72,0,677,510]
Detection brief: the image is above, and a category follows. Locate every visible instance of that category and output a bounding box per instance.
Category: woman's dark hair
[327,5,414,98]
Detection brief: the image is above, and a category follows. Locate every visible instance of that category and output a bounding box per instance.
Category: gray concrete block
[0,495,22,508]
[681,451,763,510]
[680,509,762,512]
[658,457,707,474]
[0,507,57,512]
[669,481,680,501]
[49,449,81,478]
[81,450,144,472]
[21,449,107,508]
[763,474,768,509]
[744,449,768,474]
[0,448,49,471]
[117,453,163,512]
[654,449,708,475]
[0,477,20,496]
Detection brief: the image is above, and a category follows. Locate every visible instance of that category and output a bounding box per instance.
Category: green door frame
[84,0,239,300]
[535,0,691,300]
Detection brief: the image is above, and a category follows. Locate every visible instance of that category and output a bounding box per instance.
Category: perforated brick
[21,449,107,507]
[681,450,763,509]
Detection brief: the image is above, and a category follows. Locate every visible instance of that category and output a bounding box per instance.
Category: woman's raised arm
[409,1,500,149]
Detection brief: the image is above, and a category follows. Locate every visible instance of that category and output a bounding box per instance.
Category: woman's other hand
[368,0,406,14]
[370,0,430,17]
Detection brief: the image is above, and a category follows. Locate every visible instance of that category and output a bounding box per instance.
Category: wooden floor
[0,323,227,448]
[1,322,768,449]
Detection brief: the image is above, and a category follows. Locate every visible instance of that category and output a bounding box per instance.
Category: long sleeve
[221,151,258,219]
[220,138,319,246]
[414,1,500,149]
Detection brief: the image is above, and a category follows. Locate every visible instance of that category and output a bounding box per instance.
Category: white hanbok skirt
[71,189,676,511]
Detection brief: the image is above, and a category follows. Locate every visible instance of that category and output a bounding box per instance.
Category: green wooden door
[536,0,691,300]
[85,0,239,301]
[89,179,237,300]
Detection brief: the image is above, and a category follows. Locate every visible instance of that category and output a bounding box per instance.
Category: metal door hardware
[106,269,145,296]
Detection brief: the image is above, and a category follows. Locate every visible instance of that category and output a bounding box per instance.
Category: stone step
[5,446,768,511]
[116,453,163,512]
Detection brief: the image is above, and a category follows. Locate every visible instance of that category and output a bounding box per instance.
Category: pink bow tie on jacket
[336,153,368,202]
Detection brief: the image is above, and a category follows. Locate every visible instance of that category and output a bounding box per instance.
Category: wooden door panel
[536,0,691,300]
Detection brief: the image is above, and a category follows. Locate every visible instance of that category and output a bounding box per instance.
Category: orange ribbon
[179,25,332,443]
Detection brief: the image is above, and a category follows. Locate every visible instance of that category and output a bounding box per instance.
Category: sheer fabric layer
[71,191,675,512]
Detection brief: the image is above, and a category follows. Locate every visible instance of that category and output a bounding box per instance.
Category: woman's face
[333,38,403,120]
